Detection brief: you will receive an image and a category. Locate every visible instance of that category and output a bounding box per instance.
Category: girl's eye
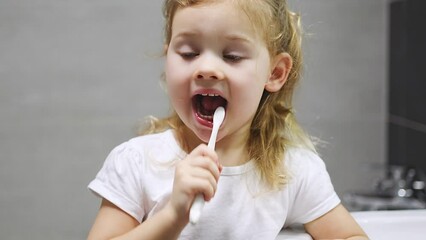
[223,54,243,62]
[180,52,199,59]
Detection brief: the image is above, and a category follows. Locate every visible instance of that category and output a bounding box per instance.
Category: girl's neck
[178,127,250,167]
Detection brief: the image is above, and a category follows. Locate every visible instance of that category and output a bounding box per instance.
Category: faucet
[411,169,426,202]
[375,166,426,201]
[343,165,426,211]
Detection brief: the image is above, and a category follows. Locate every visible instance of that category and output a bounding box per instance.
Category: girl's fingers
[172,144,222,211]
[189,144,219,166]
[190,168,218,199]
[174,162,217,202]
[190,155,221,182]
[193,177,216,201]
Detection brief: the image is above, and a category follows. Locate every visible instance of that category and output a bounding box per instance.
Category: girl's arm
[87,144,221,240]
[304,204,369,240]
[87,199,186,240]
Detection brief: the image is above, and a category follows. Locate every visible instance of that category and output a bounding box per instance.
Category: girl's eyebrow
[172,30,200,40]
[224,34,254,44]
[172,31,254,45]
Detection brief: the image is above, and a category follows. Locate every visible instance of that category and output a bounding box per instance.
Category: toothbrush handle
[189,194,205,224]
[188,138,215,225]
[189,107,224,224]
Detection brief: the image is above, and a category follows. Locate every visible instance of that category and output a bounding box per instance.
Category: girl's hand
[168,144,222,221]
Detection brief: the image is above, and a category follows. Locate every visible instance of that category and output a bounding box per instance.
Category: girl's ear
[265,52,293,92]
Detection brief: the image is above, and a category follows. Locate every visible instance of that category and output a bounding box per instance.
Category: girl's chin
[182,114,222,147]
[192,128,213,144]
[181,125,211,146]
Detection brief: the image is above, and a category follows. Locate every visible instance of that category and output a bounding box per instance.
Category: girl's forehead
[171,2,264,42]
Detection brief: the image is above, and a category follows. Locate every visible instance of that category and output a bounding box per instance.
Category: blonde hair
[141,0,315,190]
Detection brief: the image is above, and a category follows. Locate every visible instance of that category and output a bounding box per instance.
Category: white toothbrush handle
[189,107,224,225]
[189,133,216,225]
[189,125,218,224]
[189,194,204,224]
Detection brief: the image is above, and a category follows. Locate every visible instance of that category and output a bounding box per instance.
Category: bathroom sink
[276,226,312,240]
[352,209,426,239]
[275,229,312,240]
[277,210,426,240]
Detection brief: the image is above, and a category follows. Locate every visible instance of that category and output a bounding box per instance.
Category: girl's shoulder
[107,129,185,167]
[114,129,180,154]
[281,147,340,226]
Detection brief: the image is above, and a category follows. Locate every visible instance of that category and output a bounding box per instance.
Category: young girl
[88,0,368,239]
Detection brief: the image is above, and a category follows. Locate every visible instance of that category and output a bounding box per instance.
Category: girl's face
[165,1,273,145]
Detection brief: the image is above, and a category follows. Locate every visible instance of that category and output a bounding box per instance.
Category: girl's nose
[193,53,225,80]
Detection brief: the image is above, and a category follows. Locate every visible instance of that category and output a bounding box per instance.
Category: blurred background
[1,0,424,239]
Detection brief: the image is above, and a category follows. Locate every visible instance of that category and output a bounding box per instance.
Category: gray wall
[293,0,388,199]
[0,0,388,239]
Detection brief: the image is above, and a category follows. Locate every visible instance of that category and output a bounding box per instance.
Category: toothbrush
[189,106,225,225]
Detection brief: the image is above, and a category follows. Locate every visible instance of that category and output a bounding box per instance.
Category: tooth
[208,94,215,97]
[201,94,208,96]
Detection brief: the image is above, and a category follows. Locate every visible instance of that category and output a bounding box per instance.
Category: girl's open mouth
[192,94,227,125]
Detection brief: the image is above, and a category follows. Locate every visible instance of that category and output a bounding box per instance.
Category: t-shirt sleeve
[286,149,341,226]
[88,142,145,222]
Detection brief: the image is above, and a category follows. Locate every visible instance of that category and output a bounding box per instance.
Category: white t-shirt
[88,130,340,240]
